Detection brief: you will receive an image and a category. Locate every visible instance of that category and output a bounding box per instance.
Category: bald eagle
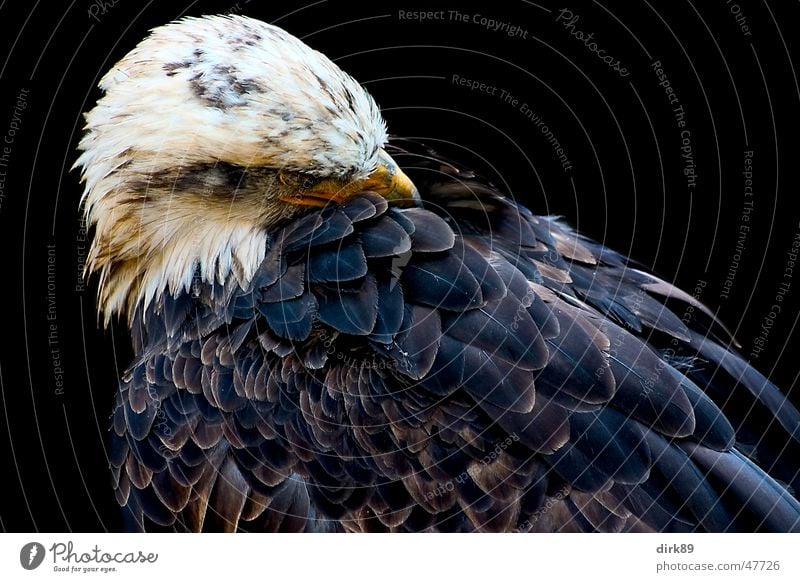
[75,15,800,532]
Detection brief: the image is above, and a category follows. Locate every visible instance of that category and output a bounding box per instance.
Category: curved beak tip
[367,150,421,206]
[279,150,421,208]
[385,170,421,206]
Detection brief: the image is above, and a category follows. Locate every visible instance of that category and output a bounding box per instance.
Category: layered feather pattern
[110,141,800,532]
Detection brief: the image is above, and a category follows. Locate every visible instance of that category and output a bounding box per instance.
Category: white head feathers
[76,15,387,187]
[74,15,390,321]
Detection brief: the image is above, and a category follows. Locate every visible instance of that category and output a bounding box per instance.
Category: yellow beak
[280,149,420,207]
[358,150,420,204]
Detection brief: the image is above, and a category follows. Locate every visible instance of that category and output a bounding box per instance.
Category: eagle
[75,15,800,532]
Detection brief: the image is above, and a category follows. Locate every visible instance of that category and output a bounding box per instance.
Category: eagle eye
[278,170,316,191]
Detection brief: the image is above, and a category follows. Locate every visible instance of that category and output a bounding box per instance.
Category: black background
[1,0,799,532]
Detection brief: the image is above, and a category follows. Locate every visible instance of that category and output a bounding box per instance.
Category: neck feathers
[84,190,271,325]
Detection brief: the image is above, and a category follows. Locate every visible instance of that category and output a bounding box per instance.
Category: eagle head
[74,14,418,323]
